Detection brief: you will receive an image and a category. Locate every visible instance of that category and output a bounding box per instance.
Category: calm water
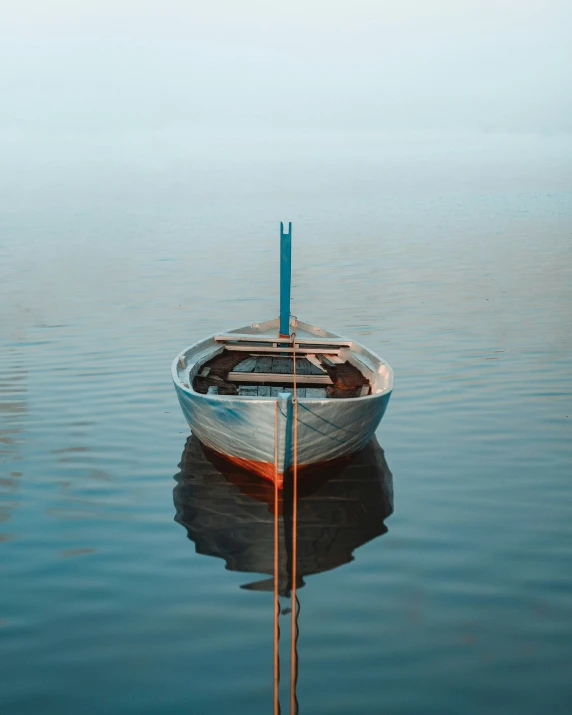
[1,131,571,714]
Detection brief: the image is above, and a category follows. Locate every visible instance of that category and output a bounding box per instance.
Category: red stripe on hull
[219,454,283,487]
[208,448,355,490]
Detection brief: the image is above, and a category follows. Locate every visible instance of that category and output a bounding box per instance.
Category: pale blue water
[1,131,571,714]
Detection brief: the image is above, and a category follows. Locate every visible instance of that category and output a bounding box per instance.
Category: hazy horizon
[1,1,571,138]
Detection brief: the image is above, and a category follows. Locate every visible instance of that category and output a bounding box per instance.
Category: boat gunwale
[172,319,394,404]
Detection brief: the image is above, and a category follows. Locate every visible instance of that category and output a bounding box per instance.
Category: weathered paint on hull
[202,447,364,488]
[173,382,391,485]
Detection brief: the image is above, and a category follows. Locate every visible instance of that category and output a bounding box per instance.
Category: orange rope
[273,401,281,715]
[290,319,299,715]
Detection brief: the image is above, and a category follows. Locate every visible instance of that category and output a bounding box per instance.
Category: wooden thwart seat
[214,334,352,346]
[212,344,342,355]
[228,372,332,385]
[213,334,351,355]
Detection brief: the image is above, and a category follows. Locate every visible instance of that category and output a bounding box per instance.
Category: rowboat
[173,434,393,593]
[171,223,394,487]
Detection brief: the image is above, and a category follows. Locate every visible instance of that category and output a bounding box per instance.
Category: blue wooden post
[279,221,292,337]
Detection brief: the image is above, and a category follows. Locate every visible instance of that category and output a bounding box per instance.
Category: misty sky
[1,0,571,138]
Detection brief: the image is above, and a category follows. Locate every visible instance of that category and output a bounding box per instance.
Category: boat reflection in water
[173,434,393,593]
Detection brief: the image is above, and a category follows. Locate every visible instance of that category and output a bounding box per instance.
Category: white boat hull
[172,318,393,486]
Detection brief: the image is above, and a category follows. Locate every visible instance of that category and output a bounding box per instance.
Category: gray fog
[1,1,571,138]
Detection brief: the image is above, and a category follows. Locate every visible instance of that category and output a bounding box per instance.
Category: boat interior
[192,334,371,399]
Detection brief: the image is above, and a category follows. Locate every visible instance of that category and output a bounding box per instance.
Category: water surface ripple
[1,140,571,714]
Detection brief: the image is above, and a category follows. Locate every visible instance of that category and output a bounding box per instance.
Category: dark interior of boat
[193,350,370,398]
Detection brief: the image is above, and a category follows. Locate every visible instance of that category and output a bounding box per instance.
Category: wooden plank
[306,355,327,373]
[238,386,259,396]
[319,354,344,365]
[254,356,273,373]
[299,358,327,376]
[295,358,312,376]
[225,345,341,355]
[360,384,370,396]
[215,335,280,345]
[305,387,328,398]
[227,372,332,385]
[215,334,352,347]
[233,357,257,373]
[271,357,293,374]
[199,366,211,377]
